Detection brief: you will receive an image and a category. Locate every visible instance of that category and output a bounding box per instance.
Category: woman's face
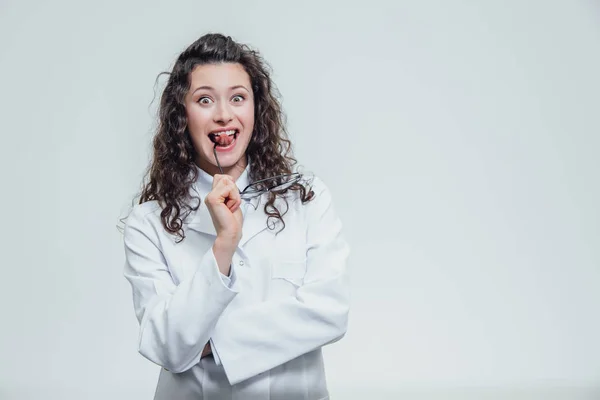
[185,62,255,176]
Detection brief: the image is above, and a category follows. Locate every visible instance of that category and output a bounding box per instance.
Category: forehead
[189,62,251,90]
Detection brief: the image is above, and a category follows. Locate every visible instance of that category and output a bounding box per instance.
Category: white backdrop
[1,0,599,399]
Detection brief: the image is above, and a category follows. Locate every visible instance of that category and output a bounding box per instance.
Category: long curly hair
[137,33,314,241]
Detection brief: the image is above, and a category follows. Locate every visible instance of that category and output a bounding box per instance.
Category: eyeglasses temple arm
[240,173,302,193]
[213,144,224,175]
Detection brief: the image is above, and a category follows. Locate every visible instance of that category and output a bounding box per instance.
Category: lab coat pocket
[269,258,307,299]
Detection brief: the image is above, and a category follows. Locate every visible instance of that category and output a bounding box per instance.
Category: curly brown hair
[137,33,314,241]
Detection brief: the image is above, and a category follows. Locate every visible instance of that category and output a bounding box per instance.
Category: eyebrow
[192,85,249,94]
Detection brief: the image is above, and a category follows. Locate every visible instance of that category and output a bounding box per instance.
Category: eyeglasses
[212,144,303,201]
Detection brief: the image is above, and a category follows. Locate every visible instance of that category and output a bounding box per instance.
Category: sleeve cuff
[208,249,240,295]
[218,262,237,289]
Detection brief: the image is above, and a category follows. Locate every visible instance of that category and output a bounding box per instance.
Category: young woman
[123,33,350,399]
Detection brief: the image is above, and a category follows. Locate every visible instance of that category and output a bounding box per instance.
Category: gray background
[1,0,599,399]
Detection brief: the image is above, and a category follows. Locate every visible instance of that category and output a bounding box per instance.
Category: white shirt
[123,163,350,399]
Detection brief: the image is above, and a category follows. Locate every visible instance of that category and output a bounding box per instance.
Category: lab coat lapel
[185,201,217,237]
[239,195,269,247]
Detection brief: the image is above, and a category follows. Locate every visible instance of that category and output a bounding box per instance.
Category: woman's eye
[232,95,244,102]
[198,97,212,104]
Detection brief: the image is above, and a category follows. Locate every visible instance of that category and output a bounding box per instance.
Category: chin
[212,151,245,167]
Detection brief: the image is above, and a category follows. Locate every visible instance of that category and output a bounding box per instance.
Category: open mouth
[208,129,239,148]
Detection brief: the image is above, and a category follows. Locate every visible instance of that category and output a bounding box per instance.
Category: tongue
[215,134,234,147]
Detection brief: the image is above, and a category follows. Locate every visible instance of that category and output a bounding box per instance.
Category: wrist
[213,237,236,274]
[214,235,238,254]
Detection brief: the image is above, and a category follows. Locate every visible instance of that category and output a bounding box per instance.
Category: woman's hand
[205,175,243,273]
[205,174,243,241]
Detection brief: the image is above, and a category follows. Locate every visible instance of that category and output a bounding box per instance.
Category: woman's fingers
[225,197,236,210]
[212,174,241,211]
[211,174,228,189]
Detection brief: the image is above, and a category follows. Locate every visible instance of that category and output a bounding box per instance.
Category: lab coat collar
[193,162,251,196]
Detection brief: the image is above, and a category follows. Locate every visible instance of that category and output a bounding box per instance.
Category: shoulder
[124,200,163,234]
[303,174,333,203]
[307,175,329,196]
[299,174,338,218]
[301,174,345,234]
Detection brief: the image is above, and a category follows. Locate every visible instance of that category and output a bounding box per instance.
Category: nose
[214,101,233,123]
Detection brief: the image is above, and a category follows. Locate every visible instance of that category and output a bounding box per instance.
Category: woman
[123,33,350,399]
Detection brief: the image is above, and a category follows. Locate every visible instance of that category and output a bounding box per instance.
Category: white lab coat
[123,164,350,400]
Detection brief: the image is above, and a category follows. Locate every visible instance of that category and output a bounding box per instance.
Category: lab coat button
[239,260,245,266]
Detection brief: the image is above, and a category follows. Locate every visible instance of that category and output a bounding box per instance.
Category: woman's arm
[123,205,238,373]
[210,178,350,385]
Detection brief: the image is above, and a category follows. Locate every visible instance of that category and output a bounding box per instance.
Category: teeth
[213,129,237,136]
